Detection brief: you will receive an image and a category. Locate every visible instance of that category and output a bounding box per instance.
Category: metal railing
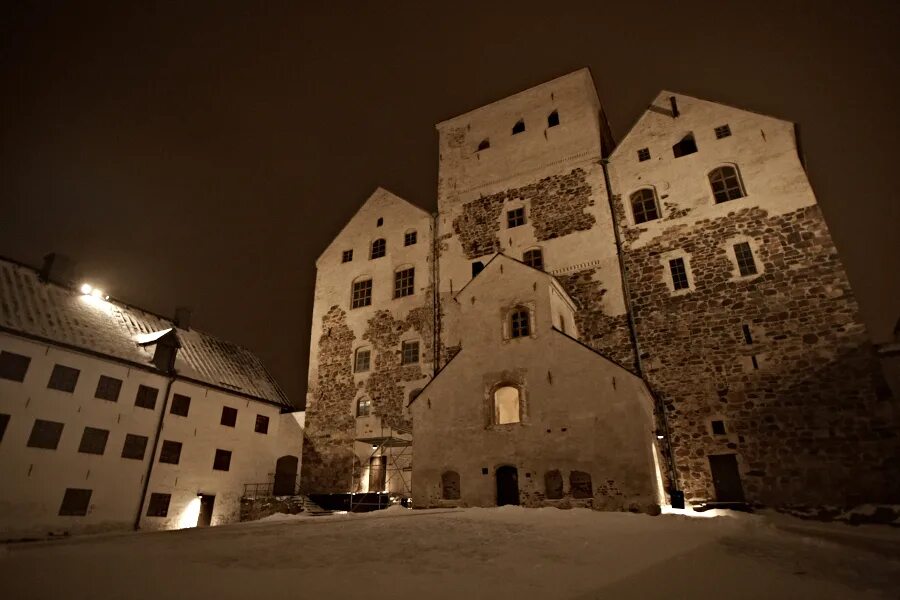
[242,477,301,498]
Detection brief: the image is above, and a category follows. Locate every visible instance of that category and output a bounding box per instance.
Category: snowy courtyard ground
[1,506,898,599]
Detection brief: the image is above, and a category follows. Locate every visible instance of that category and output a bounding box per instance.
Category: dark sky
[2,2,898,408]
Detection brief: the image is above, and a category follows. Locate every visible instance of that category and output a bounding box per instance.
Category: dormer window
[547,111,560,127]
[512,119,525,135]
[477,139,490,151]
[672,133,698,158]
[510,307,530,338]
[370,238,386,259]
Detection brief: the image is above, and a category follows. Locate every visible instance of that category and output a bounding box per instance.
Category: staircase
[300,496,333,516]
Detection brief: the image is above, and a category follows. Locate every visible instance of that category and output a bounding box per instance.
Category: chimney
[669,96,680,118]
[151,330,181,374]
[174,307,192,331]
[39,253,78,285]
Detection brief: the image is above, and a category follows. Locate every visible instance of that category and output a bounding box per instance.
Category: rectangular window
[511,310,530,338]
[135,384,159,410]
[733,242,758,276]
[669,258,690,291]
[354,348,371,373]
[711,420,727,435]
[159,440,182,464]
[47,364,80,393]
[78,426,110,455]
[27,419,64,450]
[59,488,92,516]
[94,375,122,402]
[715,124,732,139]
[146,493,171,517]
[506,208,526,228]
[351,279,373,309]
[170,393,191,417]
[742,324,753,345]
[357,397,371,417]
[341,249,353,263]
[0,351,31,382]
[213,449,232,471]
[394,268,415,298]
[254,414,269,434]
[404,231,417,246]
[121,433,149,460]
[221,406,237,427]
[637,147,651,162]
[0,413,10,444]
[401,341,420,365]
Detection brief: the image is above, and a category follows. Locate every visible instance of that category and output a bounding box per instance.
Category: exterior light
[656,434,664,440]
[80,283,92,295]
[91,288,104,298]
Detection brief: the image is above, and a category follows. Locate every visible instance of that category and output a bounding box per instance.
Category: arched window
[510,307,530,338]
[570,471,592,499]
[544,470,563,499]
[493,385,520,424]
[547,110,560,128]
[477,139,490,151]
[370,238,386,259]
[523,248,543,270]
[709,166,745,203]
[441,471,461,499]
[512,119,525,135]
[356,396,372,417]
[630,189,660,224]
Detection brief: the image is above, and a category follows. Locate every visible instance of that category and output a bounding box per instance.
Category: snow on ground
[1,506,898,599]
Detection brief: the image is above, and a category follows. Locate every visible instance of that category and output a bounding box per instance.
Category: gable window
[637,147,651,162]
[477,139,490,152]
[354,348,371,373]
[523,248,543,270]
[170,393,191,417]
[404,230,417,246]
[135,384,159,410]
[27,419,64,450]
[342,249,353,263]
[570,471,593,499]
[547,110,560,128]
[159,440,182,464]
[376,217,384,227]
[401,340,420,365]
[512,119,525,135]
[672,133,698,158]
[356,396,372,417]
[714,124,732,139]
[441,471,461,499]
[78,426,109,455]
[709,166,745,203]
[146,493,171,517]
[121,433,149,460]
[0,351,31,382]
[351,278,373,309]
[630,189,660,224]
[94,375,122,402]
[545,470,564,499]
[493,385,521,425]
[213,449,232,471]
[510,308,530,338]
[733,242,758,276]
[370,238,386,259]
[255,414,269,434]
[507,207,526,228]
[669,258,690,291]
[59,488,92,516]
[394,267,415,298]
[47,364,79,393]
[221,406,237,427]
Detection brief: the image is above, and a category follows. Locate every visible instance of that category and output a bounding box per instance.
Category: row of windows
[52,487,204,518]
[350,267,416,309]
[439,468,592,500]
[629,165,746,225]
[341,230,417,264]
[667,241,759,292]
[636,124,731,163]
[353,340,420,374]
[475,110,560,153]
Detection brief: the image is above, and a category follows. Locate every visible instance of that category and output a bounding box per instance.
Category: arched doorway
[273,455,299,496]
[496,466,519,506]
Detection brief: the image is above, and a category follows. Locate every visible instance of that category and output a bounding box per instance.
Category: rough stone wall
[620,203,899,506]
[240,496,305,522]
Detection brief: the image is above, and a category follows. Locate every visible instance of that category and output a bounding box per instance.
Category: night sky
[2,2,898,408]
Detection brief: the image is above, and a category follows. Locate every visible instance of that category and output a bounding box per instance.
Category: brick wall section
[620,203,900,506]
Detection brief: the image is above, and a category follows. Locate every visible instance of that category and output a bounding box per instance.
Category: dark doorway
[708,454,745,502]
[197,495,215,528]
[496,466,519,506]
[273,455,299,496]
[369,456,386,492]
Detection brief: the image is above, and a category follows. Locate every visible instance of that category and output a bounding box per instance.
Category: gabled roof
[453,252,577,312]
[0,258,291,408]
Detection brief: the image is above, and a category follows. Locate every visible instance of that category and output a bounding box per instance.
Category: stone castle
[301,68,897,511]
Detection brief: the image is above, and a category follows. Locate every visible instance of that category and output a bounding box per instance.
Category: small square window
[672,133,698,158]
[711,420,727,435]
[135,385,159,410]
[0,351,31,382]
[512,119,525,135]
[547,110,560,128]
[354,348,371,373]
[121,433,149,460]
[401,341,420,365]
[404,231,417,246]
[47,364,80,393]
[394,267,415,298]
[221,406,237,427]
[669,258,690,291]
[714,124,732,139]
[733,242,758,276]
[351,279,373,309]
[170,393,191,417]
[507,208,526,228]
[255,414,269,434]
[159,440,182,464]
[78,426,109,455]
[146,492,171,517]
[342,249,353,263]
[0,413,10,444]
[59,488,92,516]
[27,419,64,450]
[94,375,122,402]
[637,148,651,162]
[213,449,232,471]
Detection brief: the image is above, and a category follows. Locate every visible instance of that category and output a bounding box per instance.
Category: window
[135,385,159,410]
[471,261,485,277]
[59,488,92,516]
[370,238,386,259]
[637,147,651,162]
[477,138,490,151]
[547,110,560,128]
[213,449,232,471]
[342,249,353,263]
[0,413,9,444]
[47,364,79,393]
[512,119,525,134]
[94,375,122,402]
[510,308,530,338]
[733,242,758,276]
[27,419,64,450]
[221,406,237,427]
[255,414,269,434]
[672,133,698,158]
[630,189,660,224]
[441,471,461,500]
[394,267,415,298]
[669,258,690,291]
[545,470,563,499]
[714,124,732,139]
[78,427,109,455]
[558,314,566,334]
[741,324,753,345]
[159,440,182,464]
[507,207,526,228]
[121,434,149,460]
[354,348,371,373]
[570,471,593,499]
[146,493,171,517]
[711,420,727,435]
[709,166,745,203]
[351,279,373,309]
[401,340,419,365]
[404,230,417,246]
[0,351,31,382]
[376,217,384,227]
[523,248,543,270]
[170,393,191,417]
[493,386,520,425]
[356,396,372,417]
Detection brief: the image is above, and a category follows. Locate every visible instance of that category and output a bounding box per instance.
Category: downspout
[431,211,441,376]
[134,374,175,530]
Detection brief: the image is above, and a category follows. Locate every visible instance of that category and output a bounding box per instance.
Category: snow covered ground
[1,506,898,599]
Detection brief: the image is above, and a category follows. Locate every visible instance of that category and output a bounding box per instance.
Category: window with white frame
[709,166,745,203]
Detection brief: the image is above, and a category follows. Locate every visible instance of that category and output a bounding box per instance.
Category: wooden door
[708,454,745,502]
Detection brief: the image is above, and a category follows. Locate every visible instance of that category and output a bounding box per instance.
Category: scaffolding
[350,421,412,511]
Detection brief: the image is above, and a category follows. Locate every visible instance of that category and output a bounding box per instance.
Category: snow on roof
[0,258,290,408]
